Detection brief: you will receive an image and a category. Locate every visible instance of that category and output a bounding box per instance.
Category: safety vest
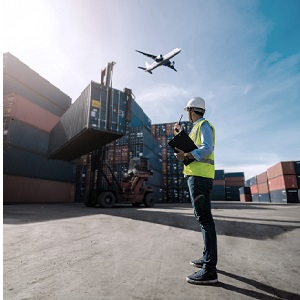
[183,119,215,179]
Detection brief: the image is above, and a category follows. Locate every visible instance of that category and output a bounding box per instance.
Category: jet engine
[170,61,175,67]
[156,54,163,61]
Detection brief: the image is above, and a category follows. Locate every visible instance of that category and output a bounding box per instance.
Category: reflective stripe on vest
[183,119,215,179]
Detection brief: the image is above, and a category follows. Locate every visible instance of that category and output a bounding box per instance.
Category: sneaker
[186,268,218,285]
[190,257,204,268]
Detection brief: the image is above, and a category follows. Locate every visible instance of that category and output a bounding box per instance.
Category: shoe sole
[186,277,218,285]
[190,261,203,268]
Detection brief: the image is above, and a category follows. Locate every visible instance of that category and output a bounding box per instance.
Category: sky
[2,0,300,180]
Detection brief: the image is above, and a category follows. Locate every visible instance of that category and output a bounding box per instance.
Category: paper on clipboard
[168,130,198,165]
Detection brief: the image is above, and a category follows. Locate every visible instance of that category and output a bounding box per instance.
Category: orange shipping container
[257,182,269,194]
[256,171,268,184]
[4,93,60,133]
[250,184,258,194]
[268,175,298,191]
[3,175,75,203]
[267,161,295,179]
[240,194,252,202]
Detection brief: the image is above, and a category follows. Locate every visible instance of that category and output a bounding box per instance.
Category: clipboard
[168,130,198,165]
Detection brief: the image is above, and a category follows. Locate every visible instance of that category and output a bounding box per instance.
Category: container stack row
[3,53,76,203]
[242,161,300,203]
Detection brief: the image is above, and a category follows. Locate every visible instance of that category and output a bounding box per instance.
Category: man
[174,97,218,285]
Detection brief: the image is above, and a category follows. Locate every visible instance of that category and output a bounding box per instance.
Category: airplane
[136,48,181,74]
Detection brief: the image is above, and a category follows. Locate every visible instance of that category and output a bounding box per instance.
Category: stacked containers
[152,121,192,202]
[212,170,225,200]
[267,161,299,203]
[249,176,259,202]
[3,54,75,203]
[225,172,245,201]
[48,81,129,161]
[257,171,270,202]
[239,187,252,202]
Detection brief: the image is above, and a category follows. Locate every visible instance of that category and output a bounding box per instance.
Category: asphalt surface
[3,202,300,300]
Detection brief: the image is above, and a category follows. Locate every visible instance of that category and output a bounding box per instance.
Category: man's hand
[174,147,185,161]
[174,123,182,134]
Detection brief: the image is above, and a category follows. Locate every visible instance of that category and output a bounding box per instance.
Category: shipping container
[258,193,270,203]
[48,81,129,161]
[239,187,251,195]
[269,189,299,204]
[268,175,298,191]
[4,118,49,155]
[249,176,257,186]
[3,52,71,111]
[257,182,269,194]
[239,187,252,202]
[267,161,295,179]
[215,170,225,180]
[4,146,76,182]
[294,161,300,175]
[3,94,60,133]
[251,193,260,202]
[256,171,268,184]
[4,74,67,117]
[3,175,75,203]
[244,179,251,187]
[250,184,258,194]
[130,99,151,130]
[240,194,252,202]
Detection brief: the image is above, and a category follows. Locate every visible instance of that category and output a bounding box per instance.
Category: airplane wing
[163,60,177,72]
[135,50,157,60]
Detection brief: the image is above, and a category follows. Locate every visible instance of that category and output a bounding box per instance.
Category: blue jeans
[187,176,217,271]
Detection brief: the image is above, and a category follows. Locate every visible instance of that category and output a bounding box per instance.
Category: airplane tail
[138,64,152,74]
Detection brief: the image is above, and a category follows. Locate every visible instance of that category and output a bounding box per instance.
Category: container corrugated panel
[250,184,258,194]
[267,161,295,179]
[48,81,128,161]
[3,53,71,111]
[215,170,225,180]
[244,179,251,187]
[251,193,259,202]
[258,182,269,194]
[130,99,151,131]
[256,171,268,184]
[249,176,257,186]
[3,74,67,117]
[3,174,75,203]
[239,187,251,195]
[225,180,244,187]
[258,193,270,203]
[225,172,244,178]
[5,118,49,155]
[3,93,60,132]
[268,175,298,191]
[4,146,76,182]
[240,194,252,202]
[294,161,300,175]
[270,189,299,203]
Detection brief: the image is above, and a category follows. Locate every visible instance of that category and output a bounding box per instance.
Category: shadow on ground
[216,270,300,300]
[3,203,300,241]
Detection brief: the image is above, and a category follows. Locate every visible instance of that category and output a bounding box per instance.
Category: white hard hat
[184,97,206,111]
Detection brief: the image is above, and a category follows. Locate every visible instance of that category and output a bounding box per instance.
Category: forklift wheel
[98,191,116,208]
[143,193,155,208]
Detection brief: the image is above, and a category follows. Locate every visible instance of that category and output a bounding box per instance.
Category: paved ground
[3,202,300,300]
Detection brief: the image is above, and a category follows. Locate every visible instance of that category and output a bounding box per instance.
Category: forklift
[83,149,155,208]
